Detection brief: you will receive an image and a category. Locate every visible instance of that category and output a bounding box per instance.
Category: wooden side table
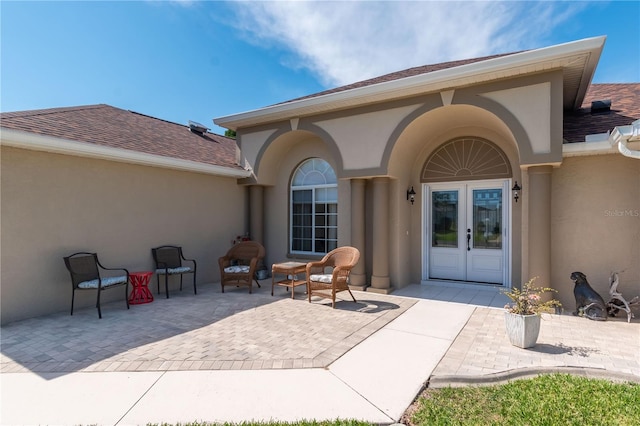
[271,261,307,299]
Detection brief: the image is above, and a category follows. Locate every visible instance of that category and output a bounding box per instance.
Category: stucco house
[1,107,251,324]
[1,35,638,324]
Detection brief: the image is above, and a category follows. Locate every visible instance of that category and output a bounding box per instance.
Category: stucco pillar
[349,178,367,290]
[249,185,264,244]
[527,166,552,289]
[369,177,392,293]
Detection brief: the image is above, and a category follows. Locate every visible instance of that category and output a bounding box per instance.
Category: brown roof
[2,82,637,161]
[564,83,640,143]
[281,52,518,104]
[0,104,242,169]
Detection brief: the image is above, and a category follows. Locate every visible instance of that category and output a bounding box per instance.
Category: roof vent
[188,120,209,135]
[591,99,611,114]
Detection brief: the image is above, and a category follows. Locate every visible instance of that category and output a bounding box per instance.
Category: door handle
[467,229,471,251]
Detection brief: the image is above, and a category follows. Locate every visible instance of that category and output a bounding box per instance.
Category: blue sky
[2,1,639,135]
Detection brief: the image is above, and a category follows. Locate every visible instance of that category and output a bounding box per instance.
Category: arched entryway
[421,137,513,286]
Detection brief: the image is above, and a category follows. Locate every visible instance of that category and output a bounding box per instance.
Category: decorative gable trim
[215,37,605,130]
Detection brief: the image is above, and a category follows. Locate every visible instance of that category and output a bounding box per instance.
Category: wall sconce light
[407,186,416,205]
[512,181,521,203]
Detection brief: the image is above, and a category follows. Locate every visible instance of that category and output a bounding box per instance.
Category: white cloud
[229,1,583,87]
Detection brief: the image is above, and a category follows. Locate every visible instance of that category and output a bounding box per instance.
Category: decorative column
[349,179,367,290]
[527,166,552,289]
[249,185,264,244]
[369,177,392,293]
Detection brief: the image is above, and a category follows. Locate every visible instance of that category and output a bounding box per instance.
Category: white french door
[426,180,509,285]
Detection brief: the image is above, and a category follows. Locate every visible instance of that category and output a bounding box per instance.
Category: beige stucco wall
[551,154,640,312]
[241,72,562,181]
[1,146,246,324]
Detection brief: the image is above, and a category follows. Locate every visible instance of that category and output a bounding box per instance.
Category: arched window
[421,137,511,182]
[290,158,338,255]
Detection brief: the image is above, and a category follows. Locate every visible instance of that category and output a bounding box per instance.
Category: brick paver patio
[431,306,640,385]
[0,282,415,375]
[2,281,638,385]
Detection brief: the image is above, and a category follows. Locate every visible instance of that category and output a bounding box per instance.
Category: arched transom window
[422,137,511,182]
[290,158,338,255]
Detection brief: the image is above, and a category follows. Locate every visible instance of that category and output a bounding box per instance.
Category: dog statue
[570,271,608,321]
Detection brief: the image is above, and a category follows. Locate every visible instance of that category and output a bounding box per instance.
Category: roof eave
[214,36,605,131]
[563,120,640,159]
[0,128,251,178]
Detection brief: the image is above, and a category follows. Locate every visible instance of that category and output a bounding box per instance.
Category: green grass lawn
[146,421,370,426]
[146,374,640,426]
[406,374,640,426]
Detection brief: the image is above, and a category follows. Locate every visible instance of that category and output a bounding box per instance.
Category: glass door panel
[432,191,458,248]
[472,189,502,249]
[466,185,505,284]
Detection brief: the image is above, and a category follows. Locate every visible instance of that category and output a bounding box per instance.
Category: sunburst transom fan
[422,137,512,182]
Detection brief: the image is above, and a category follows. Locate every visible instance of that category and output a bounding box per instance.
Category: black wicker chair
[63,252,130,319]
[151,245,197,298]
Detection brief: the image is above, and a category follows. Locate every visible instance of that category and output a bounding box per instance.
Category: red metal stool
[129,271,154,304]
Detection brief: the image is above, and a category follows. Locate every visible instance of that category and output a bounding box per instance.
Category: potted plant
[503,277,562,348]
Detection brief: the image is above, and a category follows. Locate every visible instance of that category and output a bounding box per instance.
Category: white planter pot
[504,312,541,349]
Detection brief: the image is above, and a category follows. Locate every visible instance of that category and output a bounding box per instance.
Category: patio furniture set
[270,245,360,307]
[64,243,360,318]
[64,245,197,319]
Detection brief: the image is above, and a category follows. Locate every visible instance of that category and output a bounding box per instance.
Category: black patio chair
[63,252,130,319]
[151,245,197,298]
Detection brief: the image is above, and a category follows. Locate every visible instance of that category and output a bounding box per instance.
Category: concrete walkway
[1,282,638,425]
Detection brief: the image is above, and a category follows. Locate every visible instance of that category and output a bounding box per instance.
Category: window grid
[291,186,338,254]
[290,159,337,255]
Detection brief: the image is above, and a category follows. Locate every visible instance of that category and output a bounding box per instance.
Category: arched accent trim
[242,120,344,185]
[422,137,512,182]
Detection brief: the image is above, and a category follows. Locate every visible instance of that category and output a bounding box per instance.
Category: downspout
[610,119,640,159]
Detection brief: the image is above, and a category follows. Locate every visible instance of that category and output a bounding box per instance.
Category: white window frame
[290,159,338,255]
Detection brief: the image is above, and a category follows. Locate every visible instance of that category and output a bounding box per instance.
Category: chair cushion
[78,276,128,289]
[224,265,250,273]
[309,274,333,283]
[156,267,192,275]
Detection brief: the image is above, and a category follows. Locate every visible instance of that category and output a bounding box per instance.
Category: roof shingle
[281,52,517,104]
[0,104,242,169]
[563,83,640,143]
